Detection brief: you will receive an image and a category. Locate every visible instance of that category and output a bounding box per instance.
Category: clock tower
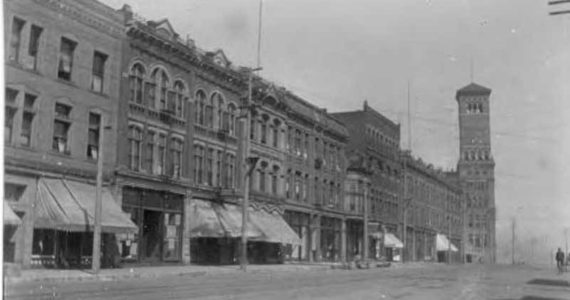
[456,83,496,264]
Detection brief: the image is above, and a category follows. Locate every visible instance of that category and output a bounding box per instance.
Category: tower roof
[456,82,492,99]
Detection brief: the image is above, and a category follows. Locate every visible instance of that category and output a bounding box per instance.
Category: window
[146,130,156,173]
[250,118,256,140]
[86,113,100,159]
[128,125,142,170]
[228,104,236,135]
[58,37,77,81]
[259,169,266,192]
[206,148,214,185]
[294,130,301,156]
[195,90,206,125]
[28,25,43,70]
[171,138,183,178]
[173,81,186,118]
[151,68,170,111]
[228,154,235,188]
[91,51,107,93]
[157,133,166,175]
[216,150,222,185]
[271,166,279,195]
[53,103,72,154]
[9,17,25,62]
[129,63,145,104]
[194,145,204,184]
[294,172,301,200]
[260,120,267,144]
[273,120,280,147]
[302,175,308,201]
[213,93,224,130]
[205,94,214,128]
[5,89,19,144]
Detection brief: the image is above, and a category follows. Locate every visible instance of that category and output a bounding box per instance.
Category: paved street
[5,264,570,300]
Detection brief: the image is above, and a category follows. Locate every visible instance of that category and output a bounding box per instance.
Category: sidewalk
[3,263,334,285]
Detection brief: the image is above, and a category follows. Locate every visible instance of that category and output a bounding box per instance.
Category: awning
[34,178,137,233]
[188,199,226,238]
[4,202,21,225]
[214,203,264,238]
[436,234,458,252]
[384,233,404,248]
[248,209,301,245]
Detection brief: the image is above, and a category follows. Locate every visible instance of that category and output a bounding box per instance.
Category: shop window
[53,103,72,154]
[86,112,100,159]
[58,37,77,81]
[9,17,25,62]
[32,229,55,256]
[91,51,107,93]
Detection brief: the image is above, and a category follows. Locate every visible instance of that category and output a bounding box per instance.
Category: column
[341,218,347,263]
[182,190,192,264]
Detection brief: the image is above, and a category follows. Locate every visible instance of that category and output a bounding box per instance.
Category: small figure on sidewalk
[555,248,565,274]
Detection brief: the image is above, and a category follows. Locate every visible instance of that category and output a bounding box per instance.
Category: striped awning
[436,234,458,252]
[4,202,21,225]
[34,178,137,233]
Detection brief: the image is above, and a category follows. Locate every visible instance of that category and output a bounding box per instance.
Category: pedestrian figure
[555,248,565,274]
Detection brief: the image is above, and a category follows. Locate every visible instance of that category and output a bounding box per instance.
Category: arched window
[150,68,170,110]
[227,103,236,136]
[273,119,281,147]
[173,81,186,118]
[195,90,206,126]
[128,125,142,171]
[129,63,145,104]
[211,92,225,130]
[206,93,214,128]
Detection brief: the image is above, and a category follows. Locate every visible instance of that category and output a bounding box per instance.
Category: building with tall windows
[455,83,496,264]
[3,0,136,269]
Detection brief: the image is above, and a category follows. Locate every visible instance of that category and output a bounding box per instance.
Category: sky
[100,0,570,263]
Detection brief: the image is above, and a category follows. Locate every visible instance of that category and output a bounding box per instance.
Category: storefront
[320,216,342,262]
[188,200,300,265]
[346,219,363,261]
[121,187,184,264]
[436,233,458,262]
[31,178,137,268]
[283,210,311,261]
[3,202,22,263]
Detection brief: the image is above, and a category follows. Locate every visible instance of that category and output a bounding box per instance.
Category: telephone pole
[92,117,109,273]
[511,217,516,265]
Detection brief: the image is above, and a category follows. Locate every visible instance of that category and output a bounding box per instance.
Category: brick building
[402,154,464,263]
[455,83,496,263]
[3,0,135,268]
[332,102,403,261]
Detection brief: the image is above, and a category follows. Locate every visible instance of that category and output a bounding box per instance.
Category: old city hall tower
[456,83,496,264]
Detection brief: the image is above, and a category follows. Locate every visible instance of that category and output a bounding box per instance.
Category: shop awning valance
[215,203,264,238]
[248,209,301,246]
[34,178,137,233]
[188,199,227,238]
[4,202,21,225]
[436,234,458,252]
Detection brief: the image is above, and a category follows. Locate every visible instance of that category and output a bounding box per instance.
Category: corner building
[455,83,496,263]
[4,0,135,268]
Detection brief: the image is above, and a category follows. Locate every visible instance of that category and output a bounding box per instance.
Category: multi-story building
[332,102,403,261]
[3,0,135,268]
[402,154,464,263]
[277,90,348,263]
[455,83,496,263]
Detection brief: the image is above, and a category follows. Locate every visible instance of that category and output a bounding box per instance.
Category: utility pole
[92,116,107,273]
[511,217,516,265]
[447,216,452,264]
[363,181,369,262]
[401,80,412,263]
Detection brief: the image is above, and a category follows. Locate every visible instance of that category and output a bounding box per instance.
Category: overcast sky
[101,0,570,262]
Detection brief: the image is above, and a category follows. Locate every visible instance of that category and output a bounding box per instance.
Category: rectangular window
[272,173,278,195]
[146,131,155,173]
[86,113,101,160]
[28,25,43,70]
[128,126,142,170]
[206,148,214,185]
[172,138,183,178]
[216,151,222,185]
[20,94,37,147]
[145,82,156,108]
[9,17,25,62]
[272,125,279,147]
[5,88,19,144]
[228,154,235,188]
[260,121,267,144]
[58,37,77,81]
[92,51,107,93]
[259,169,266,192]
[53,103,72,154]
[194,145,204,184]
[157,133,166,175]
[250,119,256,140]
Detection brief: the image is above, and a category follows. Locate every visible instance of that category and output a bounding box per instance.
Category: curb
[4,265,331,285]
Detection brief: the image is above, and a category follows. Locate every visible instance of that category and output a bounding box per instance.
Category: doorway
[142,210,161,262]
